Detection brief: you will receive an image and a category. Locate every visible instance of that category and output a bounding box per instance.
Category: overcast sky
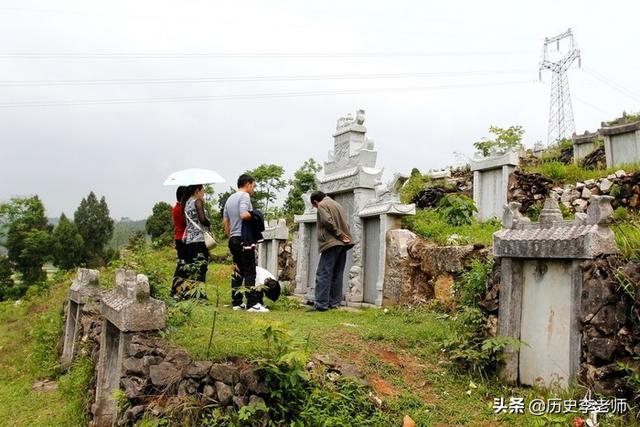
[1,0,638,220]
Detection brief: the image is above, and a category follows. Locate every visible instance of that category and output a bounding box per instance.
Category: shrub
[441,307,521,378]
[437,194,478,226]
[454,259,493,308]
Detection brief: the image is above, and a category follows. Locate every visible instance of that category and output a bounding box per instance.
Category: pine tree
[51,213,85,270]
[74,192,114,266]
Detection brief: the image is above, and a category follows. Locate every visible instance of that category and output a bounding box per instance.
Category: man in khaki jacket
[309,191,354,311]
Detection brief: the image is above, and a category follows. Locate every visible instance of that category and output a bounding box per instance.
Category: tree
[245,164,288,211]
[0,255,21,301]
[145,202,173,245]
[0,196,52,285]
[473,125,524,157]
[74,192,114,266]
[51,213,85,270]
[283,158,322,218]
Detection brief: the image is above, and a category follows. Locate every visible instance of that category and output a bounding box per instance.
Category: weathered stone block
[185,361,213,379]
[101,270,166,332]
[215,381,234,405]
[209,363,240,385]
[149,362,181,387]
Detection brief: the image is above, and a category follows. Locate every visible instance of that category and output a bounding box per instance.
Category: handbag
[186,210,217,249]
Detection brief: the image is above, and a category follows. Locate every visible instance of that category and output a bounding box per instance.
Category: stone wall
[109,334,270,425]
[580,256,640,397]
[383,230,490,307]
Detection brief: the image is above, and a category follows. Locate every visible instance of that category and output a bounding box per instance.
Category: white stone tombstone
[358,175,415,305]
[572,130,599,163]
[93,270,166,426]
[62,268,101,365]
[294,111,415,307]
[600,120,640,168]
[493,196,617,388]
[470,149,519,221]
[257,219,288,278]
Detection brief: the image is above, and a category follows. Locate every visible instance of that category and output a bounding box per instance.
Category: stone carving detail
[502,202,531,229]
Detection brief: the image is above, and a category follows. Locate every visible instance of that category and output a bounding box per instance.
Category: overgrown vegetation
[404,209,500,245]
[0,271,94,426]
[524,160,640,184]
[612,209,640,261]
[437,194,478,226]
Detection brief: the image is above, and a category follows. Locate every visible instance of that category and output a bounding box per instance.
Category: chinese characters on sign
[493,397,629,416]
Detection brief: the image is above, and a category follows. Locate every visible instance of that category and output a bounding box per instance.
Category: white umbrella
[163,168,226,186]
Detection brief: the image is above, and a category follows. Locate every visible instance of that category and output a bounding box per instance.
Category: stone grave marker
[92,269,166,427]
[62,268,102,365]
[494,195,617,388]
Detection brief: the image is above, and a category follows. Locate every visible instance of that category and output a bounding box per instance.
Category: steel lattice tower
[539,28,581,144]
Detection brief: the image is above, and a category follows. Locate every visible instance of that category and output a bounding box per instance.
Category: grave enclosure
[494,195,617,388]
[294,110,415,306]
[92,270,166,426]
[601,120,640,168]
[471,149,519,221]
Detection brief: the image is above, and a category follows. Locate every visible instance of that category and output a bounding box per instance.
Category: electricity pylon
[539,28,581,145]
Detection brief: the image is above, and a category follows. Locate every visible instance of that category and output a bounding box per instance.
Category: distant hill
[109,219,147,249]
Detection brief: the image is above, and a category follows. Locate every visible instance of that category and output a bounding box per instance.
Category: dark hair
[180,185,203,216]
[310,191,326,204]
[176,186,187,202]
[237,174,256,189]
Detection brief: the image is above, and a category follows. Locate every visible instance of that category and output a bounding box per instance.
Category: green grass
[524,161,640,185]
[404,209,501,246]
[1,244,639,426]
[0,272,93,426]
[612,210,640,261]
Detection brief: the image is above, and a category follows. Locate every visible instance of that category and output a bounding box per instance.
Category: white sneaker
[247,303,270,313]
[232,304,246,311]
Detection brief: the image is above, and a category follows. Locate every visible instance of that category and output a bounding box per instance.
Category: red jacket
[172,203,186,240]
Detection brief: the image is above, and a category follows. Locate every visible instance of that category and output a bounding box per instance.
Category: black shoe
[307,306,328,312]
[328,305,339,310]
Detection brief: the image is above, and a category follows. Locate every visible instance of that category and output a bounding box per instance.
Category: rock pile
[509,170,640,214]
[88,331,271,426]
[507,171,554,214]
[277,241,295,283]
[580,256,640,398]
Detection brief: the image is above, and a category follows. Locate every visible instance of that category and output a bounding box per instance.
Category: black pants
[171,240,189,295]
[229,236,263,308]
[315,245,347,310]
[186,241,209,283]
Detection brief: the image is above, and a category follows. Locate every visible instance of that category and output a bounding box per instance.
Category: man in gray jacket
[309,191,353,311]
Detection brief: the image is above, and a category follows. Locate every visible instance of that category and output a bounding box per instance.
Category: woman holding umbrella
[181,184,211,297]
[163,169,225,298]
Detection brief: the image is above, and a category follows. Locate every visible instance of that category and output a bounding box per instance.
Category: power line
[0,50,538,59]
[582,66,640,104]
[0,79,539,109]
[0,69,532,87]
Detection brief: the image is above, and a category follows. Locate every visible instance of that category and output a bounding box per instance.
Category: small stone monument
[494,195,617,388]
[600,120,640,167]
[257,219,288,277]
[62,268,102,365]
[92,269,166,426]
[470,148,519,221]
